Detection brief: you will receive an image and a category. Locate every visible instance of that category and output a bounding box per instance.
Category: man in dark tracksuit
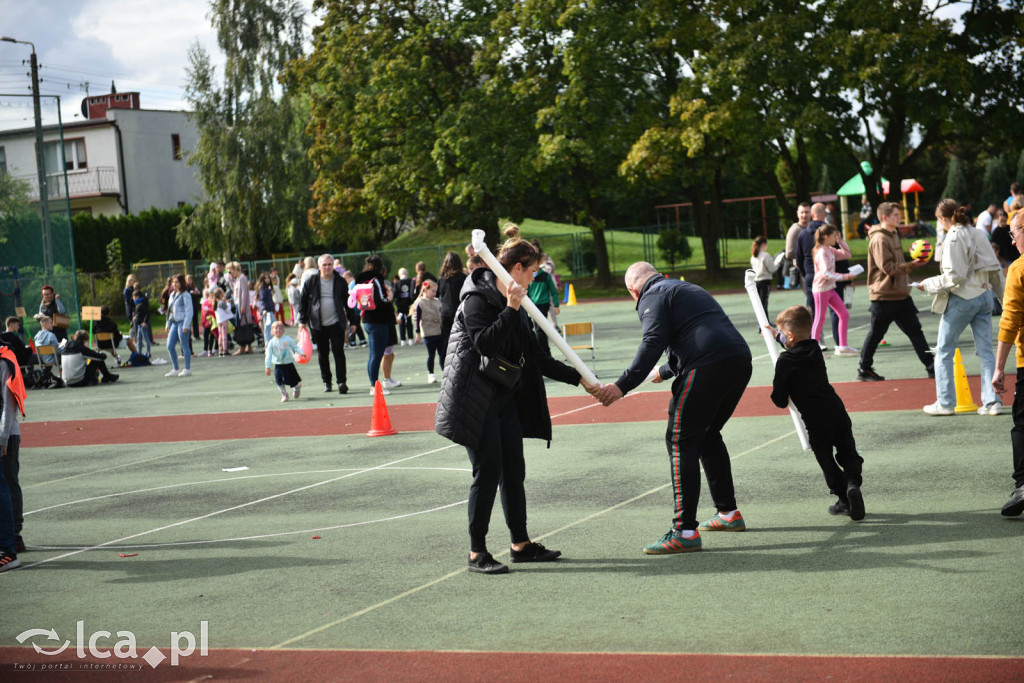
[297,254,354,394]
[595,262,752,554]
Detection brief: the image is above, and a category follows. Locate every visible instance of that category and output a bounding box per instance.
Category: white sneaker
[923,402,955,416]
[979,402,1003,416]
[178,369,192,377]
[834,346,860,356]
[165,369,179,377]
[370,385,391,396]
[427,373,436,384]
[383,377,402,388]
[818,342,828,351]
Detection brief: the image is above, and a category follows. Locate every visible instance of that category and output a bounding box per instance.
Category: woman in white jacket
[917,199,1002,416]
[750,236,778,320]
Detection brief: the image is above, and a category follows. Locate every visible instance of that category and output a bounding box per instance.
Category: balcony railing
[15,166,120,201]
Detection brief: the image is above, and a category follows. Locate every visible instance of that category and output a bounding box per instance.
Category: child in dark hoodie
[765,305,865,521]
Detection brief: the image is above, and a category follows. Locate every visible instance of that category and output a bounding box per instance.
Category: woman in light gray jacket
[165,274,194,377]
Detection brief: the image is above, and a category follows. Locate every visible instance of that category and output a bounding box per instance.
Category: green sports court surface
[2,286,1022,681]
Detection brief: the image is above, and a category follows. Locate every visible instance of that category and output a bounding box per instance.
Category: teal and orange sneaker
[698,511,746,532]
[642,529,701,555]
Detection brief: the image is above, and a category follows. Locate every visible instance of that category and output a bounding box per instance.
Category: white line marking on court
[269,429,795,649]
[23,442,234,489]
[25,466,470,516]
[10,443,457,573]
[29,500,469,550]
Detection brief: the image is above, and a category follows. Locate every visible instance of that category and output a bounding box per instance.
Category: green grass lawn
[383,218,879,287]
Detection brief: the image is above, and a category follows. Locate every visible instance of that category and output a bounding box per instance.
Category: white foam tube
[744,269,811,451]
[472,230,599,386]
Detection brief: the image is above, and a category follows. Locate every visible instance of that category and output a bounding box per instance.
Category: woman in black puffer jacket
[435,225,597,575]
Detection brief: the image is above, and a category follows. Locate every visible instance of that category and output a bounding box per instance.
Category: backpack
[352,282,378,311]
[128,351,151,367]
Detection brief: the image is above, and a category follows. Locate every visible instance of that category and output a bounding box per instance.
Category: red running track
[1,647,1022,682]
[23,376,995,448]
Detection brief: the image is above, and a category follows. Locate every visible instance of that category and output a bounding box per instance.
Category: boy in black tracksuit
[767,305,865,521]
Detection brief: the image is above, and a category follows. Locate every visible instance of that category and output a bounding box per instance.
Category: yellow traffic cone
[567,284,578,306]
[953,348,980,414]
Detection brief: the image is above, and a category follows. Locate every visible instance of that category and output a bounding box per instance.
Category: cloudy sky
[0,0,317,130]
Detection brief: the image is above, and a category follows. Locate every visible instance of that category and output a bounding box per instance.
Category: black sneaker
[926,365,935,379]
[14,535,25,553]
[467,552,509,574]
[1001,485,1024,517]
[338,383,348,395]
[857,368,885,382]
[847,483,865,521]
[323,382,332,393]
[828,499,851,516]
[509,542,561,563]
[103,373,120,383]
[0,551,20,573]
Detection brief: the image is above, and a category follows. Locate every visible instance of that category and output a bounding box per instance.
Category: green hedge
[72,207,199,272]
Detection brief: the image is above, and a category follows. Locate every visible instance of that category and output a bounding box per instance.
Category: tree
[0,172,32,245]
[941,155,970,203]
[287,0,545,249]
[179,0,313,259]
[981,154,1014,208]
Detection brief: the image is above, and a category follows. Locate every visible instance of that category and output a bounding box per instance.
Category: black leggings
[424,334,442,372]
[465,392,528,553]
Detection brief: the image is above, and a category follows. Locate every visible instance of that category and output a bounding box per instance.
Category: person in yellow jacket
[993,210,1024,516]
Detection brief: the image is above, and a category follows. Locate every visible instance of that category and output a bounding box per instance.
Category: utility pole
[1,36,52,276]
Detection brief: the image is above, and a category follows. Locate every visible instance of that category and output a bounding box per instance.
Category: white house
[0,91,202,217]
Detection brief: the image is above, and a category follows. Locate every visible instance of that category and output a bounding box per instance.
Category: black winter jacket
[297,273,351,331]
[438,272,467,322]
[353,270,396,325]
[435,268,581,450]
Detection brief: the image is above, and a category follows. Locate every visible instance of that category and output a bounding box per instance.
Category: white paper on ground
[222,466,249,472]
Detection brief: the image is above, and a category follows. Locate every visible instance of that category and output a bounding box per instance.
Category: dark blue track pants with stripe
[665,357,752,531]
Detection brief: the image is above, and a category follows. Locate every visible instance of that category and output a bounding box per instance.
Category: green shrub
[657,229,693,270]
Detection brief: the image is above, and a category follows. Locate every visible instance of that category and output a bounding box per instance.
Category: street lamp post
[1,36,52,276]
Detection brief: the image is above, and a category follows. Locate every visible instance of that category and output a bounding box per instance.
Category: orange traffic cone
[367,381,398,437]
[953,348,980,414]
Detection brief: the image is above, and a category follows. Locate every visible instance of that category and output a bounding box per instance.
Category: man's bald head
[811,203,826,220]
[624,262,661,300]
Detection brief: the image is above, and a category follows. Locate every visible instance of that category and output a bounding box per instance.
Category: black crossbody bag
[478,351,524,389]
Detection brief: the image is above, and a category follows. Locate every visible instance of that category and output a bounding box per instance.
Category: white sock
[680,530,698,539]
[719,509,739,521]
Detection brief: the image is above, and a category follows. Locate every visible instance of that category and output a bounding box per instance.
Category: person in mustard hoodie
[857,202,934,382]
[992,211,1024,517]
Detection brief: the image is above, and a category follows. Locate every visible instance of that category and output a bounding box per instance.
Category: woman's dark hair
[751,235,767,257]
[364,254,386,276]
[936,198,971,226]
[497,223,540,270]
[440,251,464,279]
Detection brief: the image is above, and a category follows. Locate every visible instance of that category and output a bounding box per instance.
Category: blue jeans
[934,291,996,408]
[0,441,16,554]
[363,322,389,386]
[262,311,275,345]
[166,320,191,371]
[135,322,151,356]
